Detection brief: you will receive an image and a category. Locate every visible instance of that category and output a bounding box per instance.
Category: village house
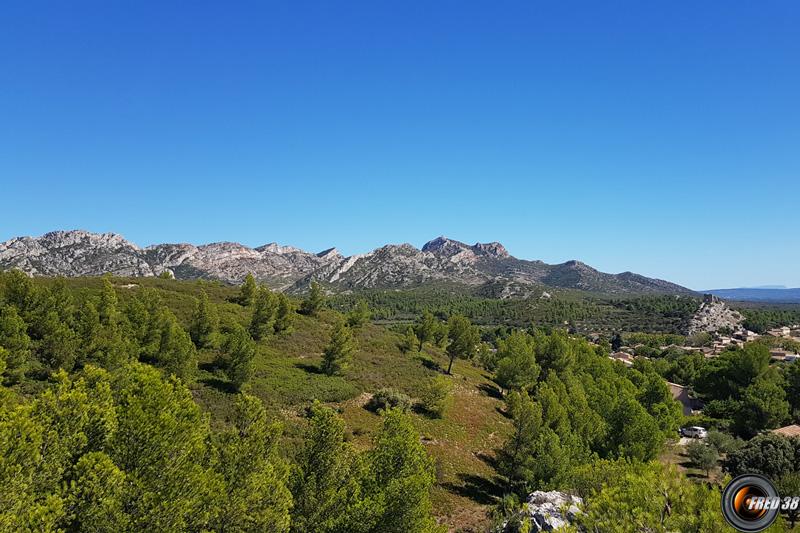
[733,329,760,342]
[770,349,800,362]
[609,351,634,366]
[768,326,792,338]
[668,382,702,416]
[680,346,705,354]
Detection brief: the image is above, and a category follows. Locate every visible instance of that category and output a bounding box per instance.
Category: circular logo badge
[721,474,780,532]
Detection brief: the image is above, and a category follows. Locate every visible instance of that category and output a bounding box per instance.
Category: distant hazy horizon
[2,2,798,290]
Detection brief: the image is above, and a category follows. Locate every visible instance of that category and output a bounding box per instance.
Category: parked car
[681,426,707,439]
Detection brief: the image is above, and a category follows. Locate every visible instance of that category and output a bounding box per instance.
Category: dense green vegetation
[0,272,443,532]
[483,329,682,498]
[639,340,800,439]
[741,306,800,334]
[3,271,800,531]
[331,287,704,333]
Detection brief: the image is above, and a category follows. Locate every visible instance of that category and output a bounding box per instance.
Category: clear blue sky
[1,2,798,290]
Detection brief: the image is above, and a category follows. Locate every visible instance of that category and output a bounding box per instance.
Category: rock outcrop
[501,491,583,532]
[687,294,744,334]
[0,230,695,296]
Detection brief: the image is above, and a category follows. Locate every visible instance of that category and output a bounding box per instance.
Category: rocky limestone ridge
[0,230,695,296]
[687,294,744,335]
[422,236,510,259]
[499,491,583,532]
[0,230,335,290]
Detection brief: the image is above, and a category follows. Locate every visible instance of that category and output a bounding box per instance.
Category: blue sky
[1,2,798,290]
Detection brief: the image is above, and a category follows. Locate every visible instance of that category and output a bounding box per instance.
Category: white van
[682,426,707,439]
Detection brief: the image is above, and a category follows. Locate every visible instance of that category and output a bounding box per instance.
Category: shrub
[686,441,718,476]
[367,388,412,413]
[705,430,742,455]
[723,433,799,479]
[398,326,419,354]
[418,375,453,418]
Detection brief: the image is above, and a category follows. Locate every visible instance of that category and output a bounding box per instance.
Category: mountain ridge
[0,230,694,296]
[705,287,800,303]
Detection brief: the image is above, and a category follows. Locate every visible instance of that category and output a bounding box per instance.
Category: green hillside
[2,273,797,531]
[0,274,513,530]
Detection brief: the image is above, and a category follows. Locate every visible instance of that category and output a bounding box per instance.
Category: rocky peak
[421,236,468,255]
[369,243,420,260]
[472,241,509,258]
[197,241,261,259]
[41,230,139,251]
[562,259,591,270]
[422,236,509,259]
[256,242,304,255]
[316,247,341,260]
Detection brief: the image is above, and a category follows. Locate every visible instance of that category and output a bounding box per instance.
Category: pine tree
[78,297,134,370]
[433,320,449,349]
[415,311,438,351]
[274,293,295,334]
[445,314,479,374]
[211,394,292,532]
[77,298,102,362]
[0,304,31,383]
[222,324,257,391]
[189,290,219,348]
[494,330,540,392]
[346,299,371,328]
[399,326,419,354]
[0,347,6,383]
[98,275,119,326]
[534,329,575,379]
[249,286,278,341]
[290,402,362,532]
[110,363,217,531]
[496,390,544,494]
[321,322,357,376]
[0,366,118,531]
[36,310,81,371]
[610,332,623,352]
[606,395,663,461]
[366,409,441,532]
[63,452,129,532]
[299,281,325,316]
[2,269,38,316]
[40,278,76,324]
[240,273,257,306]
[155,309,197,381]
[419,375,453,418]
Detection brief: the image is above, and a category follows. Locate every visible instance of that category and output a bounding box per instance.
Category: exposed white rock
[256,242,304,255]
[687,294,743,334]
[0,231,152,277]
[315,247,341,260]
[502,491,582,532]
